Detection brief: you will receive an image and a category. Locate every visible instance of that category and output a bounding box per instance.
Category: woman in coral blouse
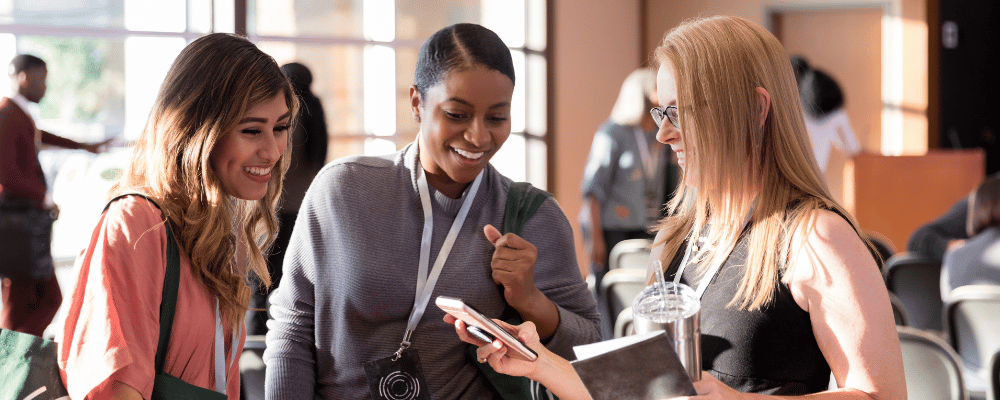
[58,33,296,400]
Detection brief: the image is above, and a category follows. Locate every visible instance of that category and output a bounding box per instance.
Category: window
[249,0,548,185]
[0,0,548,259]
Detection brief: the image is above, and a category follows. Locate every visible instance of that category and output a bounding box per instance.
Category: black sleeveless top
[665,226,832,395]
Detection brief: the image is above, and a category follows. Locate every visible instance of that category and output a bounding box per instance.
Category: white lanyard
[673,203,756,299]
[393,167,484,360]
[214,298,239,394]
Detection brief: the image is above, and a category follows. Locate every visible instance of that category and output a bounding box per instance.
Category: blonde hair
[653,16,864,310]
[609,68,657,126]
[112,33,297,327]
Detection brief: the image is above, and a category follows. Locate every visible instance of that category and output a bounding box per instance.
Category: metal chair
[945,285,1000,399]
[883,252,943,331]
[608,238,653,270]
[600,268,647,328]
[898,325,969,400]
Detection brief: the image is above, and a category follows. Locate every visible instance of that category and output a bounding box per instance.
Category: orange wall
[550,0,643,277]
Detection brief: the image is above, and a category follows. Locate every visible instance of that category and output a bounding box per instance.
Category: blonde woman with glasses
[448,16,906,400]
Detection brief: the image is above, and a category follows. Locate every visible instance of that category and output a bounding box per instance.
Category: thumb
[483,224,502,244]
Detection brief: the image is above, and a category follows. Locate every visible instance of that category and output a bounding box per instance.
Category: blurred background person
[579,68,676,306]
[245,61,328,336]
[791,56,862,174]
[0,54,108,337]
[941,174,1000,300]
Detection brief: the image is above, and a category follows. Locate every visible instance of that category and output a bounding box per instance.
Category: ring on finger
[477,357,487,363]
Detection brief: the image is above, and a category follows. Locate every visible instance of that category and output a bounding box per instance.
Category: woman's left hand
[483,224,539,309]
[665,373,743,400]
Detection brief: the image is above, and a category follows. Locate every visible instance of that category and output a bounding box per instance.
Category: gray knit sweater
[264,143,601,399]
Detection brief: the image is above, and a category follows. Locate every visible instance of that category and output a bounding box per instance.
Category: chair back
[883,252,943,331]
[990,349,1000,400]
[888,291,909,326]
[946,285,1000,378]
[898,325,969,400]
[862,230,896,270]
[608,238,652,270]
[600,268,647,326]
[614,306,635,338]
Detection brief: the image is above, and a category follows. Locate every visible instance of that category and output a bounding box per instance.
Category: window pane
[249,0,363,38]
[17,36,126,142]
[124,36,185,140]
[259,42,365,144]
[396,47,418,136]
[511,50,525,134]
[0,33,14,67]
[396,0,480,41]
[525,136,547,189]
[125,0,184,32]
[8,0,124,29]
[493,133,526,182]
[526,53,546,136]
[481,0,524,48]
[364,44,394,136]
[526,0,546,50]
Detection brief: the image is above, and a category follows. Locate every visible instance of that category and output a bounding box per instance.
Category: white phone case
[435,296,539,361]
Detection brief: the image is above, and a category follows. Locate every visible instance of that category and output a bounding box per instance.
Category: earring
[414,114,421,123]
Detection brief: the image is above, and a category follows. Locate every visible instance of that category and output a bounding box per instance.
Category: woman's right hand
[444,315,543,378]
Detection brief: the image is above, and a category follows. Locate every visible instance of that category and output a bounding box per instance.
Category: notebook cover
[570,332,697,400]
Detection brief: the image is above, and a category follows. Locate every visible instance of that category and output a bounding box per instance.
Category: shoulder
[790,208,869,265]
[314,152,400,185]
[102,195,168,242]
[787,208,879,307]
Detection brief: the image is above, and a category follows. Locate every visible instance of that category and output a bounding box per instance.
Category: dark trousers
[1,272,61,337]
[245,211,296,336]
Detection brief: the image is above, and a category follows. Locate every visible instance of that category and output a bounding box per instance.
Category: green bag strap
[103,194,180,374]
[469,182,556,400]
[502,182,552,237]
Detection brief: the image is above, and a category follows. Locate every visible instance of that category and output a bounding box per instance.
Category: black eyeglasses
[650,106,680,128]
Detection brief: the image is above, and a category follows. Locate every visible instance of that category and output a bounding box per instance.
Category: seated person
[941,174,1000,300]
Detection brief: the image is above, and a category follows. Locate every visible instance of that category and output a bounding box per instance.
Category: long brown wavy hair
[112,33,297,328]
[653,16,867,310]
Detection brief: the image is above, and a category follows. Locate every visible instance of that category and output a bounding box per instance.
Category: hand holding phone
[436,296,539,361]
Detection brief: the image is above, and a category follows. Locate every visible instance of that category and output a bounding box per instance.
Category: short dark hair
[281,62,313,94]
[8,54,46,77]
[968,174,1000,236]
[413,23,514,99]
[798,67,845,118]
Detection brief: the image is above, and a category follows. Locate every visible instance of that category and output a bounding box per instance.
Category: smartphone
[435,296,539,361]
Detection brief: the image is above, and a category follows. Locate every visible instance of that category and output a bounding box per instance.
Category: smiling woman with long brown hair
[58,33,297,399]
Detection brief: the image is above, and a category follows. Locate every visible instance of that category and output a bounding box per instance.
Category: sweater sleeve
[264,172,322,399]
[906,196,969,263]
[522,196,602,359]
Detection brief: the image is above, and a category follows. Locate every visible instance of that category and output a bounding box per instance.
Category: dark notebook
[570,331,697,400]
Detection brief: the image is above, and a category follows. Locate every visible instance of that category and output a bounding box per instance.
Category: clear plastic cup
[632,282,701,381]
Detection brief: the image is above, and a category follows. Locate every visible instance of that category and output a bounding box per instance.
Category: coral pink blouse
[59,196,244,399]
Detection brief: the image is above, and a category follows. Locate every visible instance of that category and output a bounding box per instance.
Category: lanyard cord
[394,167,484,360]
[214,298,239,393]
[673,201,757,299]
